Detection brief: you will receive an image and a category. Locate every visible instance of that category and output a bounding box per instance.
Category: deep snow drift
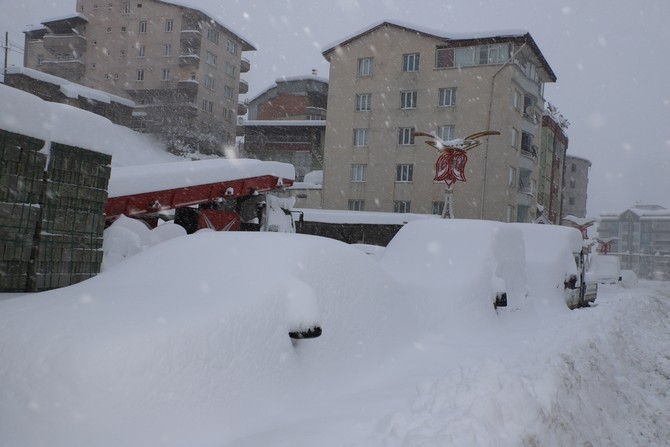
[0,220,669,446]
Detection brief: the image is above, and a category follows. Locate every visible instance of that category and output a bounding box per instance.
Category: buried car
[378,219,528,325]
[512,223,596,309]
[0,231,414,447]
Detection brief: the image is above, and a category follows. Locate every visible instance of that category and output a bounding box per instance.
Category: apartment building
[23,0,255,155]
[242,75,327,181]
[598,205,670,279]
[320,21,556,221]
[562,155,592,219]
[537,110,570,223]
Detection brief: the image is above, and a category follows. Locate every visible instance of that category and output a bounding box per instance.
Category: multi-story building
[320,20,556,220]
[537,108,570,224]
[597,205,670,279]
[562,155,592,218]
[23,0,255,155]
[241,75,327,181]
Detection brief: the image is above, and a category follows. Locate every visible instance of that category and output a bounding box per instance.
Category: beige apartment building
[320,21,557,221]
[23,0,254,155]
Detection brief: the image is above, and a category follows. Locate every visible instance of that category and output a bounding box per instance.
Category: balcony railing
[238,79,249,94]
[240,57,250,73]
[43,34,87,54]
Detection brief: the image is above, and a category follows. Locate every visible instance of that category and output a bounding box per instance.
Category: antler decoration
[413,130,500,186]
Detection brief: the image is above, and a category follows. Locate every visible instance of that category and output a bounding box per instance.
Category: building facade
[597,205,670,279]
[23,0,255,155]
[242,76,328,181]
[320,21,556,220]
[562,155,591,218]
[537,111,569,224]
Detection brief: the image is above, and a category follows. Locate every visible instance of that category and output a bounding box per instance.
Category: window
[513,90,522,111]
[432,201,444,215]
[348,200,365,211]
[226,40,237,55]
[398,127,415,145]
[402,53,420,72]
[569,179,576,189]
[355,93,371,111]
[521,131,534,153]
[204,76,215,90]
[511,128,519,149]
[437,125,455,141]
[357,57,373,76]
[206,51,217,66]
[164,44,171,57]
[568,197,575,205]
[139,20,147,33]
[223,108,234,122]
[106,27,112,33]
[201,99,214,113]
[225,62,236,77]
[438,88,456,107]
[136,69,144,81]
[351,164,367,182]
[394,201,411,213]
[353,129,369,147]
[120,49,126,56]
[137,45,145,58]
[224,85,234,99]
[122,2,130,14]
[396,164,414,182]
[507,205,515,223]
[207,28,220,44]
[508,167,516,186]
[435,47,453,68]
[571,163,577,172]
[161,68,170,81]
[519,168,532,193]
[454,47,474,66]
[400,91,417,109]
[165,19,173,32]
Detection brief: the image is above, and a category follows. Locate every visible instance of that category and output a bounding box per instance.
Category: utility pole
[3,32,8,82]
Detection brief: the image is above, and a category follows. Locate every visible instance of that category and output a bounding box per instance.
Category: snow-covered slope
[0,83,181,167]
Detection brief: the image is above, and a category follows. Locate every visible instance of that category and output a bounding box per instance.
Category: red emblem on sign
[434,149,468,186]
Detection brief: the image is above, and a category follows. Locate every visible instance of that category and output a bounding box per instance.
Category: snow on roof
[322,19,556,82]
[6,66,135,107]
[40,12,88,25]
[0,83,179,167]
[246,75,329,103]
[296,208,438,225]
[158,0,256,50]
[562,215,597,226]
[323,19,528,56]
[108,159,295,198]
[241,119,327,127]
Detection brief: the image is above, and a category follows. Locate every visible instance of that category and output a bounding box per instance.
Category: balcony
[43,34,87,55]
[238,79,249,94]
[237,101,248,115]
[240,57,250,73]
[179,53,200,67]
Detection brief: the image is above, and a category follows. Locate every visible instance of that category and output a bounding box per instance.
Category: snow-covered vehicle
[0,231,415,446]
[379,219,527,322]
[513,223,596,309]
[588,254,622,284]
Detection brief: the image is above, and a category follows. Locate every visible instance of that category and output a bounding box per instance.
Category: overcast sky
[1,0,668,217]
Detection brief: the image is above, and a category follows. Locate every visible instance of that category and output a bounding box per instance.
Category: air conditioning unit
[237,116,244,125]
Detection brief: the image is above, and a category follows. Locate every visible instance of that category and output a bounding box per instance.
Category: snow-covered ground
[1,223,668,447]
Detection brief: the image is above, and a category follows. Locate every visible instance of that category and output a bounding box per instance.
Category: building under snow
[22,0,255,155]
